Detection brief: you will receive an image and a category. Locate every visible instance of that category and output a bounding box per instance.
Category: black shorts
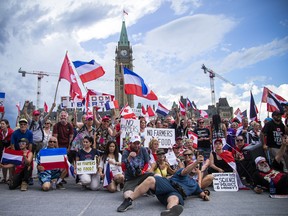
[123,172,154,192]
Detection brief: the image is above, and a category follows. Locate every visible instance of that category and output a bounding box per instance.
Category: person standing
[53,111,74,151]
[194,118,211,159]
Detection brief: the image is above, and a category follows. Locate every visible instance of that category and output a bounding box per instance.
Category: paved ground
[0,175,288,216]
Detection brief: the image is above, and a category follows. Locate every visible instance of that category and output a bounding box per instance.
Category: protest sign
[212,172,238,191]
[144,128,175,148]
[76,160,97,174]
[131,108,142,117]
[120,118,140,150]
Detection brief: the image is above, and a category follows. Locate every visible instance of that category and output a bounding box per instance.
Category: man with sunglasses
[194,118,211,160]
[36,136,67,191]
[11,119,33,151]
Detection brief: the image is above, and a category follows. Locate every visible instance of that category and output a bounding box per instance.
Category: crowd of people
[0,101,288,216]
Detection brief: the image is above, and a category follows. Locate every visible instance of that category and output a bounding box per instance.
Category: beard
[258,164,270,173]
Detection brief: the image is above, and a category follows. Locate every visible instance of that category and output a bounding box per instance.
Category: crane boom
[201,64,235,106]
[18,68,58,109]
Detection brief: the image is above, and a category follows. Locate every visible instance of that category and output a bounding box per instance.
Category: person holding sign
[75,136,101,190]
[208,139,233,174]
[36,136,67,191]
[117,134,153,212]
[98,141,124,192]
[116,153,209,215]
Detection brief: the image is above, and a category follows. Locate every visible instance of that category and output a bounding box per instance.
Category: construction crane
[18,68,58,109]
[201,64,235,107]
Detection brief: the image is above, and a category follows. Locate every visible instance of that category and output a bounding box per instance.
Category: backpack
[29,120,44,142]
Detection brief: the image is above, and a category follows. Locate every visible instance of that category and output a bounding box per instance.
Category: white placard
[131,108,142,117]
[76,160,97,174]
[144,128,175,148]
[212,172,238,191]
[120,118,140,150]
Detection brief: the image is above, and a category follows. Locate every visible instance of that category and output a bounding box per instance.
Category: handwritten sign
[131,108,142,117]
[212,172,238,191]
[120,118,140,150]
[60,95,112,109]
[60,96,83,109]
[76,160,97,174]
[144,128,175,148]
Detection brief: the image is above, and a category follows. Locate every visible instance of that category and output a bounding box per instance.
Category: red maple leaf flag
[44,102,48,113]
[179,101,186,116]
[59,53,82,99]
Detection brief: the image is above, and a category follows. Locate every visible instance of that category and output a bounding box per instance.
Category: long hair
[211,114,221,132]
[1,119,10,128]
[102,141,119,162]
[83,135,94,145]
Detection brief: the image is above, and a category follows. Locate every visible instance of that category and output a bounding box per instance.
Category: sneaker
[61,179,67,184]
[116,184,121,192]
[20,182,28,191]
[117,198,133,212]
[56,183,66,190]
[28,178,34,185]
[160,205,184,216]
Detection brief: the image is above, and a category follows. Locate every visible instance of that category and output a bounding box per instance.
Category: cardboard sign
[212,172,238,191]
[131,108,142,117]
[60,95,112,109]
[120,118,140,150]
[144,128,175,148]
[76,160,97,174]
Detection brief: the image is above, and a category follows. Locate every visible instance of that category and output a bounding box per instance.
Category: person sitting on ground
[253,135,288,194]
[0,138,33,191]
[117,134,154,212]
[147,138,160,167]
[208,138,234,174]
[98,141,124,192]
[183,149,213,190]
[149,149,175,178]
[117,153,210,216]
[75,136,101,191]
[36,136,67,191]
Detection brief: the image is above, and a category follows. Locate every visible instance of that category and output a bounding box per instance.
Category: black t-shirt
[77,148,100,161]
[263,120,285,148]
[193,127,210,148]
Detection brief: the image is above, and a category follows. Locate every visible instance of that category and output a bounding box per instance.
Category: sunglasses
[184,154,192,156]
[45,122,51,125]
[236,139,243,142]
[49,140,57,143]
[199,122,204,124]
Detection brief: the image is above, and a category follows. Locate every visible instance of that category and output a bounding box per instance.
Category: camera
[134,166,142,176]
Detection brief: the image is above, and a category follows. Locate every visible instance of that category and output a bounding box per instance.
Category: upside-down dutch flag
[123,68,158,100]
[266,91,286,113]
[39,148,67,170]
[1,148,23,165]
[219,151,247,189]
[73,60,105,83]
[105,100,119,110]
[0,92,5,113]
[156,102,170,117]
[103,162,113,188]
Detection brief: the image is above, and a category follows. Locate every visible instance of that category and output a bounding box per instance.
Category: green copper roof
[119,21,129,46]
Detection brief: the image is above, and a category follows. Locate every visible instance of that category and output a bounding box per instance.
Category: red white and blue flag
[39,148,67,170]
[1,148,23,165]
[73,60,105,83]
[249,91,258,121]
[103,162,113,188]
[105,100,119,110]
[0,92,5,113]
[123,68,158,100]
[266,91,286,113]
[156,102,170,117]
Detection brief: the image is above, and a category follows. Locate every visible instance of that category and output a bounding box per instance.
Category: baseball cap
[272,111,283,116]
[156,149,166,155]
[131,134,141,143]
[214,138,223,144]
[33,110,40,116]
[102,116,110,121]
[85,115,93,121]
[19,118,28,124]
[255,156,266,165]
[19,138,29,144]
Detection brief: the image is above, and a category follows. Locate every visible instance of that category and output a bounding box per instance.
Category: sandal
[202,194,210,201]
[0,179,7,184]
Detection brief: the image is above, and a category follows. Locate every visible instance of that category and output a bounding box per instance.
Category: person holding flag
[0,138,33,191]
[36,136,67,191]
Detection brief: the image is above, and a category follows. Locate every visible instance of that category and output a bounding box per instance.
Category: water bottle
[269,180,276,195]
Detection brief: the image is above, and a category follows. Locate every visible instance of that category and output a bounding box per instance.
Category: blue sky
[0,0,287,125]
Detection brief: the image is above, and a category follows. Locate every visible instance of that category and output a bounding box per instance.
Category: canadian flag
[187,131,198,149]
[44,102,48,113]
[120,104,137,119]
[147,105,156,117]
[179,101,186,116]
[199,110,209,118]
